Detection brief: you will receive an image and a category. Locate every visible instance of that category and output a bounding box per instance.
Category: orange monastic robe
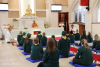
[32,23,38,28]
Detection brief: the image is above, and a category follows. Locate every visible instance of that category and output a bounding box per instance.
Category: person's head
[81,39,89,50]
[62,31,66,36]
[38,31,41,34]
[94,34,99,41]
[88,32,92,38]
[26,33,32,45]
[8,28,12,32]
[34,38,39,44]
[19,31,22,35]
[71,24,74,29]
[46,38,56,54]
[82,30,87,39]
[70,31,73,35]
[33,20,35,24]
[76,29,78,33]
[43,32,45,36]
[23,32,26,36]
[51,35,55,39]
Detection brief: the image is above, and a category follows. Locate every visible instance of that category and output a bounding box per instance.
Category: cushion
[60,53,74,58]
[16,44,21,47]
[22,52,31,55]
[42,46,46,48]
[75,40,80,41]
[88,42,93,43]
[19,47,24,50]
[71,43,78,45]
[92,49,100,53]
[69,62,96,67]
[26,57,43,63]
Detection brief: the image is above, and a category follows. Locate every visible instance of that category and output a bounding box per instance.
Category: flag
[80,0,89,6]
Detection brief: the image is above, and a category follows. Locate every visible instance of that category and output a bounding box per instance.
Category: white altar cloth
[14,19,44,29]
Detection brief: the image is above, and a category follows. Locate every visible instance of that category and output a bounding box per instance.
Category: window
[74,3,86,22]
[98,6,100,22]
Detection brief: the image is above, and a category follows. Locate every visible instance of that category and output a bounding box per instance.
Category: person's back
[17,31,23,44]
[43,48,59,67]
[20,32,26,46]
[41,32,47,46]
[87,34,93,42]
[69,34,75,43]
[58,31,70,57]
[75,33,80,40]
[24,33,32,53]
[73,39,93,66]
[31,38,43,60]
[51,35,57,47]
[95,41,100,50]
[76,46,93,65]
[36,31,42,43]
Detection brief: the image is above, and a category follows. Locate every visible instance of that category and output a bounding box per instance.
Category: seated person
[71,39,93,66]
[36,31,42,43]
[19,32,26,46]
[79,30,87,46]
[41,32,47,46]
[37,38,59,67]
[69,31,75,43]
[51,35,57,47]
[75,29,80,40]
[58,31,70,57]
[92,34,100,50]
[87,32,93,42]
[30,38,43,60]
[32,20,38,28]
[17,31,23,45]
[24,33,33,53]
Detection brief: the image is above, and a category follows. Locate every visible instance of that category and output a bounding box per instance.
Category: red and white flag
[80,0,89,6]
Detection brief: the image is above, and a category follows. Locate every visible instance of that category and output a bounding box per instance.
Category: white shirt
[6,31,12,42]
[70,27,76,34]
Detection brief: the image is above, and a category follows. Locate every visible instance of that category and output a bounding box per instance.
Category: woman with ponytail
[24,33,33,53]
[72,39,93,66]
[87,32,93,42]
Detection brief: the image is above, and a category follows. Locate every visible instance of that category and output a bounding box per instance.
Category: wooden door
[79,25,85,35]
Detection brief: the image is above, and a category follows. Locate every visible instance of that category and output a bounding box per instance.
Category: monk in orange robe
[32,20,38,28]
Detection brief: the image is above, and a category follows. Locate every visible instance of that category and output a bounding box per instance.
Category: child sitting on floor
[17,31,23,45]
[75,29,80,40]
[41,32,47,46]
[71,39,93,66]
[24,33,33,53]
[58,31,70,58]
[37,38,59,67]
[87,32,93,42]
[69,31,75,43]
[19,32,26,46]
[30,38,43,60]
[92,34,100,50]
[36,31,42,43]
[51,35,57,47]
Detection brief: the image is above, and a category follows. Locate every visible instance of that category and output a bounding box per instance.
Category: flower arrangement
[13,19,18,22]
[21,16,38,19]
[44,23,48,28]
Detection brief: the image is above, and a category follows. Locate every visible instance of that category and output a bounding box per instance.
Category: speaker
[86,6,89,11]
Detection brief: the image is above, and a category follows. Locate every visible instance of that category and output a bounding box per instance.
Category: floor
[0,40,75,67]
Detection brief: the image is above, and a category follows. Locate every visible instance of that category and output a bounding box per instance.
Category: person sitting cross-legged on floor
[58,31,70,58]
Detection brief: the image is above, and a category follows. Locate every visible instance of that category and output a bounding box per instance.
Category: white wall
[0,11,8,30]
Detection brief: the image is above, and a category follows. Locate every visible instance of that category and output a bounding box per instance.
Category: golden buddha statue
[23,5,35,16]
